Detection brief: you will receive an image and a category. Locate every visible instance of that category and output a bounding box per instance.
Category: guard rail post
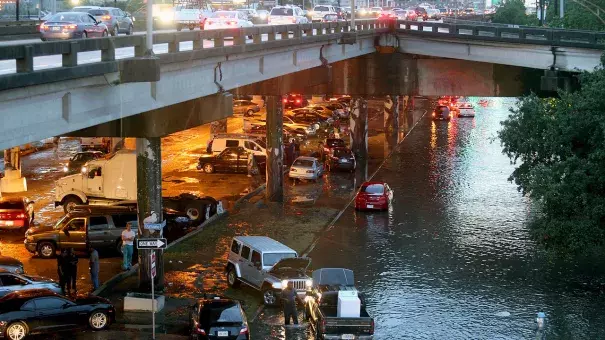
[16,45,33,73]
[101,39,116,62]
[168,33,179,53]
[62,41,78,67]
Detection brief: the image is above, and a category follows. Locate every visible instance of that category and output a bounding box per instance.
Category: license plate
[342,335,355,340]
[217,331,228,337]
[366,204,374,209]
[52,26,60,31]
[341,159,349,163]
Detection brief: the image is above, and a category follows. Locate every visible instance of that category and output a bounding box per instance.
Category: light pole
[350,0,356,30]
[146,0,153,55]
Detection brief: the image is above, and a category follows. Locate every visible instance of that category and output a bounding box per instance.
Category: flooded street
[305,98,605,339]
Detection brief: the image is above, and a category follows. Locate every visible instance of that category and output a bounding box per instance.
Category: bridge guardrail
[0,19,387,91]
[396,20,605,50]
[0,20,41,40]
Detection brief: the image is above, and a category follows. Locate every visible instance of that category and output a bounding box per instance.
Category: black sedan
[0,289,114,340]
[63,151,104,174]
[197,147,266,174]
[325,147,356,172]
[189,295,249,340]
[40,12,108,40]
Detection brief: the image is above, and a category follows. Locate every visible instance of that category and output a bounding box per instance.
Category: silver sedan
[289,156,324,181]
[0,270,62,298]
[40,12,109,41]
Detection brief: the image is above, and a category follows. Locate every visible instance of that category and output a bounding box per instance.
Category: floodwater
[305,98,605,339]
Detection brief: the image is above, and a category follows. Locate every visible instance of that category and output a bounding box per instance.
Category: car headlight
[26,235,34,242]
[63,166,68,172]
[281,279,288,289]
[272,282,282,289]
[81,166,87,174]
[305,279,312,288]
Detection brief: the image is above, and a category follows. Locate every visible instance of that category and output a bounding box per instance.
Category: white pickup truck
[174,4,213,31]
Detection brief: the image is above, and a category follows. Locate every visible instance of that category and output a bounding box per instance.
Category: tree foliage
[546,0,605,31]
[499,57,605,253]
[493,0,539,26]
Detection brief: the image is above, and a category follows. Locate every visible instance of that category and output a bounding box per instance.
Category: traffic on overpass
[1,1,605,338]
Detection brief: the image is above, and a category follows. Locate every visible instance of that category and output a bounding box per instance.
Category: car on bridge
[40,12,108,40]
[79,7,133,36]
[354,181,393,211]
[268,5,308,25]
[310,5,337,22]
[413,7,429,21]
[205,11,254,30]
[427,8,442,20]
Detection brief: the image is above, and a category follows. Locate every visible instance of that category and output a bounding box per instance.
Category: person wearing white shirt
[121,222,136,270]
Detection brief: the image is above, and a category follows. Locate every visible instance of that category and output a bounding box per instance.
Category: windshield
[263,252,296,267]
[0,201,24,209]
[270,8,293,16]
[48,13,81,21]
[212,11,237,18]
[88,9,109,15]
[199,302,242,330]
[361,184,384,195]
[53,215,69,230]
[293,159,314,167]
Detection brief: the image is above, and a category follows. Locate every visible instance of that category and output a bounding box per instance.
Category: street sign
[144,220,166,231]
[151,251,156,278]
[137,238,167,249]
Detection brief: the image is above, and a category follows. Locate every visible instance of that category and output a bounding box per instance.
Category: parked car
[370,7,383,16]
[225,236,312,306]
[86,7,133,36]
[39,12,108,40]
[255,9,269,24]
[0,289,115,339]
[325,147,356,172]
[197,147,266,175]
[207,134,267,156]
[313,102,348,119]
[289,156,324,182]
[0,253,24,274]
[320,138,347,157]
[0,271,61,298]
[173,4,212,31]
[304,268,374,340]
[283,94,308,109]
[432,105,452,121]
[0,198,30,231]
[80,137,110,153]
[189,295,250,340]
[268,5,308,25]
[354,181,393,211]
[205,11,254,30]
[394,8,416,20]
[288,108,333,127]
[426,8,441,20]
[62,151,104,175]
[456,102,476,117]
[233,100,261,117]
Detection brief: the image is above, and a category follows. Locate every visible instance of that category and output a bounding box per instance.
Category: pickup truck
[304,268,374,340]
[174,4,212,31]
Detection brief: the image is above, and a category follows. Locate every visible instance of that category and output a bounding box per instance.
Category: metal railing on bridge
[396,20,605,50]
[0,19,386,91]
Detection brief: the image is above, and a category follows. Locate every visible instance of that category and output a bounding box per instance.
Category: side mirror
[88,171,95,179]
[63,229,70,236]
[254,261,261,268]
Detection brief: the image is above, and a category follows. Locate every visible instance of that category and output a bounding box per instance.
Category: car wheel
[226,266,240,288]
[89,310,110,330]
[5,321,28,340]
[185,203,202,222]
[203,164,214,174]
[176,24,182,32]
[38,241,56,259]
[116,239,123,256]
[63,196,83,214]
[82,31,88,39]
[262,288,278,306]
[246,109,254,117]
[112,25,118,36]
[102,30,108,37]
[127,25,133,35]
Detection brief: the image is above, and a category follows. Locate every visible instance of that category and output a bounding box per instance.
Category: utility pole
[16,0,20,21]
[559,0,564,18]
[350,0,355,29]
[146,0,153,54]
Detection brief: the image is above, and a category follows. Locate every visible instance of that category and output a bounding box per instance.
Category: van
[208,134,266,156]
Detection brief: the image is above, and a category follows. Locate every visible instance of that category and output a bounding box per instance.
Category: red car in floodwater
[354,181,393,211]
[0,198,30,231]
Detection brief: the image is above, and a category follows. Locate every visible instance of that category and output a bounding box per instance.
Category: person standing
[121,222,135,270]
[66,248,78,296]
[281,281,298,326]
[89,246,100,291]
[26,200,34,226]
[57,249,68,295]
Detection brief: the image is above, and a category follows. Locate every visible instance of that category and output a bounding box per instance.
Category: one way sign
[137,238,168,250]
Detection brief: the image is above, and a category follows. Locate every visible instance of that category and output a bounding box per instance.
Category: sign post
[150,251,156,340]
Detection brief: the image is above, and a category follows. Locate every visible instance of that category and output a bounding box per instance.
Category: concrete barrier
[0,21,40,41]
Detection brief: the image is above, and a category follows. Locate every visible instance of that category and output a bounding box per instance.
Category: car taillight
[102,15,111,20]
[207,20,214,25]
[283,99,288,103]
[40,23,48,31]
[227,20,237,25]
[194,327,206,335]
[291,168,297,172]
[65,24,77,30]
[306,170,314,173]
[370,319,375,335]
[296,99,301,103]
[240,327,249,335]
[16,213,26,219]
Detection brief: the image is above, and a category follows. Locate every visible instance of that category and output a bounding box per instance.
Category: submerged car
[289,157,324,182]
[0,289,115,340]
[325,147,356,172]
[197,147,267,174]
[432,105,452,121]
[354,181,393,211]
[189,295,250,340]
[456,102,476,117]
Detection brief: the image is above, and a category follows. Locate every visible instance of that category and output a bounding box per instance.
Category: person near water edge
[89,246,100,291]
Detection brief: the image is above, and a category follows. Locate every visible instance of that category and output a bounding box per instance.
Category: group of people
[284,139,301,167]
[56,246,101,295]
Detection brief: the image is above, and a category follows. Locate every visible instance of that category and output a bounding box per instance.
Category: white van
[208,134,267,156]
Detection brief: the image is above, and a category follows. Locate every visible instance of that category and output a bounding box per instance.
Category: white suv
[269,5,308,25]
[310,5,336,22]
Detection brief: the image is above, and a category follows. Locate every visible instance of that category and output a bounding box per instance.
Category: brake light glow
[194,327,206,335]
[227,20,237,25]
[207,20,214,25]
[16,214,26,219]
[65,24,77,30]
[283,99,288,103]
[40,23,48,31]
[102,15,111,20]
[239,327,249,334]
[295,99,301,103]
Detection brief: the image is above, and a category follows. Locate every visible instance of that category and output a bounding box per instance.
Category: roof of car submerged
[234,236,297,254]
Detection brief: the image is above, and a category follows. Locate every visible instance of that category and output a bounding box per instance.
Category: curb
[233,183,266,209]
[302,109,427,257]
[92,212,228,297]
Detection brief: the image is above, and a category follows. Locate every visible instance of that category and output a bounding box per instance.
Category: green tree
[493,0,539,25]
[499,56,605,254]
[546,0,605,30]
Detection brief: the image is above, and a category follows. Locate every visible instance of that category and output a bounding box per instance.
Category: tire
[82,31,88,39]
[102,30,108,37]
[5,321,28,340]
[127,25,133,35]
[89,310,110,330]
[203,163,214,174]
[262,287,278,306]
[116,239,123,256]
[245,109,254,117]
[38,241,56,259]
[185,203,202,222]
[63,196,83,214]
[112,25,118,36]
[176,24,182,32]
[226,266,240,288]
[189,24,195,30]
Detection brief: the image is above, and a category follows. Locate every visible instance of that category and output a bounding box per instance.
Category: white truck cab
[208,133,266,156]
[54,150,136,213]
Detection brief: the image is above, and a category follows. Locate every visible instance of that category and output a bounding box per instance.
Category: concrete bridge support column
[136,137,164,291]
[350,97,368,185]
[383,95,400,156]
[265,96,284,202]
[1,147,27,193]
